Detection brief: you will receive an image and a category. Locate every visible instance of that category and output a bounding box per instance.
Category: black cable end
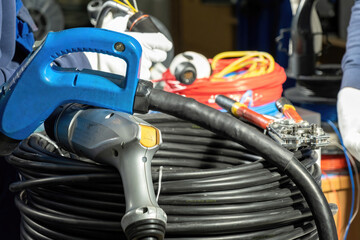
[128,11,160,33]
[275,97,293,112]
[174,62,197,85]
[215,95,236,112]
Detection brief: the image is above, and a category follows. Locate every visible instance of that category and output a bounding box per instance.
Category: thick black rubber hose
[147,89,336,240]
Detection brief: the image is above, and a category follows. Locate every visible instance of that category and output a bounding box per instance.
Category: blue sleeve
[0,0,19,85]
[15,5,37,58]
[341,0,360,89]
[0,0,36,85]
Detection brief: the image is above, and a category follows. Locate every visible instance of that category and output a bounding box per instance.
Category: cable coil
[8,113,326,240]
[160,51,287,109]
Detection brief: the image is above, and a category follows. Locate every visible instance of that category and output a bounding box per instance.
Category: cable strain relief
[124,219,166,240]
[134,80,154,114]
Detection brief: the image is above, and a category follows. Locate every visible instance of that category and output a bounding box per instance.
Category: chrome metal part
[268,119,329,150]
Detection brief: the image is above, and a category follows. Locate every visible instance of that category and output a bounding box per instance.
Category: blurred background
[23,0,352,63]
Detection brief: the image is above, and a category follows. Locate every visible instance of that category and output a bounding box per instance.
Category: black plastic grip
[128,11,160,33]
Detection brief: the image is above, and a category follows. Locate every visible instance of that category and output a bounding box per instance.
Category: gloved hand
[337,87,360,161]
[85,13,172,80]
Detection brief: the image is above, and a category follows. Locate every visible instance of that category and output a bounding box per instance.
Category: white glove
[85,14,173,80]
[337,87,360,161]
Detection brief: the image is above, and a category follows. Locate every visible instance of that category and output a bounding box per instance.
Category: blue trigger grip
[0,28,142,140]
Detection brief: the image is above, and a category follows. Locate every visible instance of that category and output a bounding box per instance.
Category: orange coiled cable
[160,58,287,109]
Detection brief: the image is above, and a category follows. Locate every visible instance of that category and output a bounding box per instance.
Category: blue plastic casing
[0,28,142,140]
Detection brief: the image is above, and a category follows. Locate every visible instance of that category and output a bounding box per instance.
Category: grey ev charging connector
[45,104,167,240]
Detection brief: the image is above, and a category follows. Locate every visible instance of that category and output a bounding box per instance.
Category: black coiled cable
[8,113,324,240]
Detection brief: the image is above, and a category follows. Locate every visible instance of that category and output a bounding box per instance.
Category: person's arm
[0,0,19,85]
[338,0,360,161]
[341,0,360,89]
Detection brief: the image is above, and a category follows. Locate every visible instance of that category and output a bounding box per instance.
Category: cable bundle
[8,113,325,240]
[112,0,138,13]
[160,51,287,109]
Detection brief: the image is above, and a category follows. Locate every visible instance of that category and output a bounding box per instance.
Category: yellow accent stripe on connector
[283,104,296,111]
[231,102,247,116]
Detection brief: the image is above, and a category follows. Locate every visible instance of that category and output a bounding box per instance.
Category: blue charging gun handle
[0,27,142,141]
